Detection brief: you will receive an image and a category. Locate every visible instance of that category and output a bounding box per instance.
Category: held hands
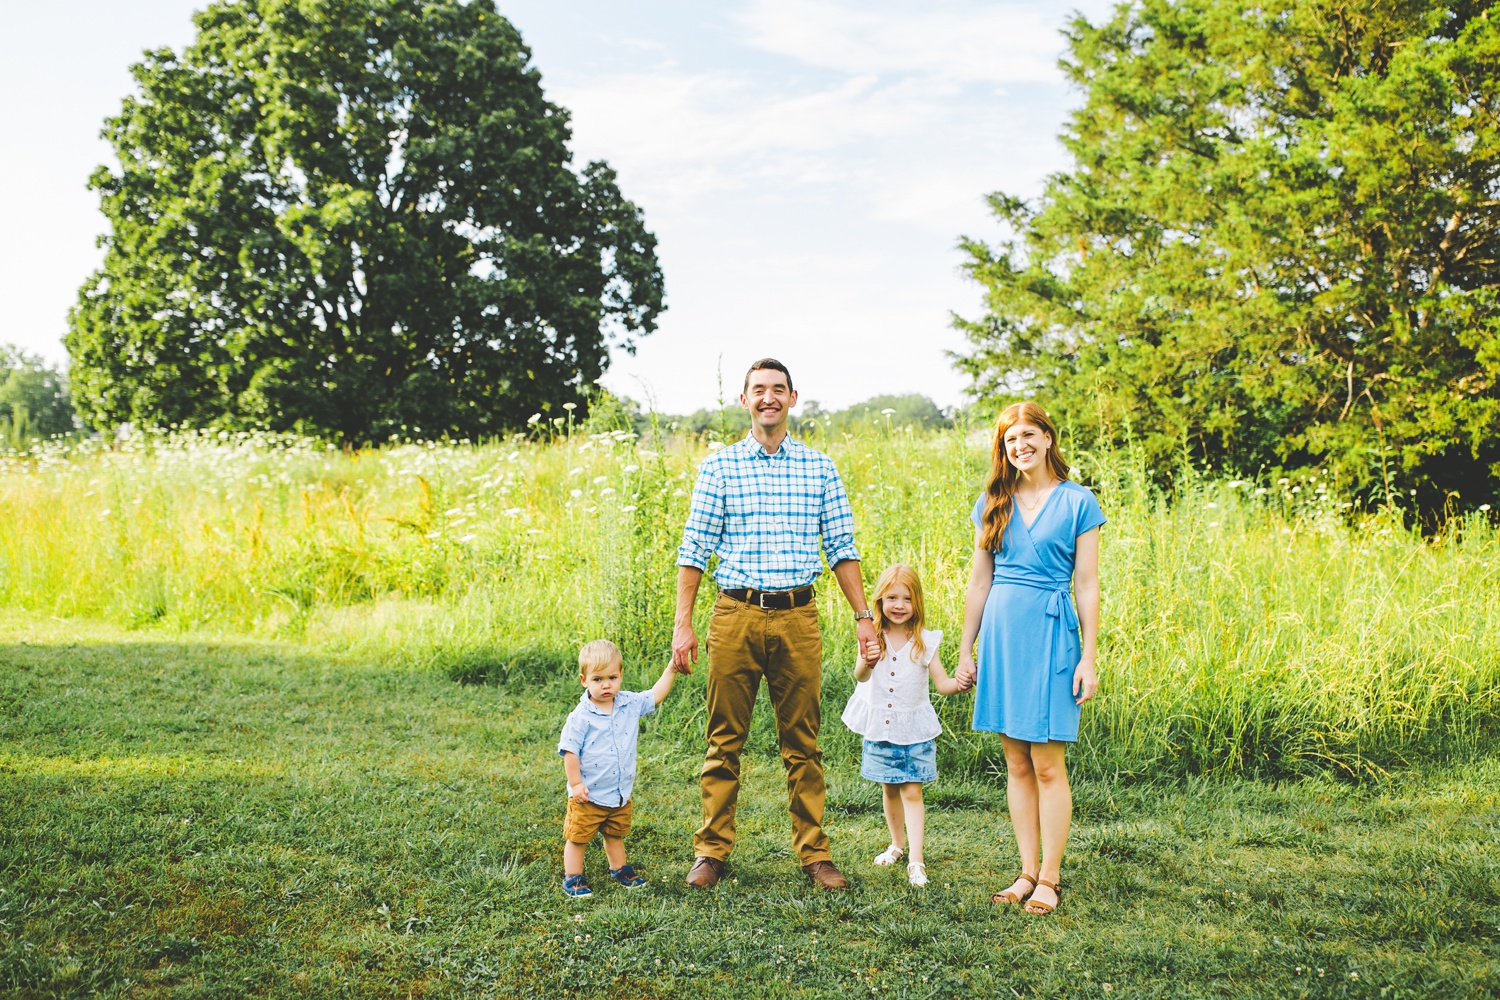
[855,617,880,665]
[568,782,590,804]
[671,621,698,674]
[954,652,977,692]
[1073,657,1099,705]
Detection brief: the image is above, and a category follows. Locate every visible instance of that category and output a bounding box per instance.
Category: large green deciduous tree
[68,0,663,442]
[955,0,1500,508]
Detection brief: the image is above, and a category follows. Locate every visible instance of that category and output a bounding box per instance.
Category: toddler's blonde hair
[578,639,622,677]
[871,563,927,663]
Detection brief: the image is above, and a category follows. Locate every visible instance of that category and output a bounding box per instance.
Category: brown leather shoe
[686,856,726,889]
[801,860,849,890]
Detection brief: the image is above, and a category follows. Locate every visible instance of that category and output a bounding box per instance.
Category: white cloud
[733,0,1067,84]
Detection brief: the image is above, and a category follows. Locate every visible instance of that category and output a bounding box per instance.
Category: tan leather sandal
[1025,878,1061,915]
[991,872,1037,905]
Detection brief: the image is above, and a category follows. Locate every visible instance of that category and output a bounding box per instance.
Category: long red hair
[979,401,1071,552]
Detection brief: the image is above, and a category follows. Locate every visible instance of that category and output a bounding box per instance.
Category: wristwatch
[854,609,875,622]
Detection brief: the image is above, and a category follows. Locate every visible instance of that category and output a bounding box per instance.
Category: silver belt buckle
[757,590,771,608]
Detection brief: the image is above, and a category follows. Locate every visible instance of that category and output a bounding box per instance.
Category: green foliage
[2,424,1498,779]
[805,393,951,432]
[66,0,663,443]
[0,346,76,449]
[1,618,1497,998]
[955,0,1500,511]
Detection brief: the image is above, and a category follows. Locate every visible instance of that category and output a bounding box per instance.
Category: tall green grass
[2,423,1497,779]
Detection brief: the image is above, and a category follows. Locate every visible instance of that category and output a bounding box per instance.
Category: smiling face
[580,658,622,706]
[741,367,797,435]
[879,582,914,626]
[1003,420,1053,475]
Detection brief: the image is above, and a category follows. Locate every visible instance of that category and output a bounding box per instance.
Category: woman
[954,401,1104,915]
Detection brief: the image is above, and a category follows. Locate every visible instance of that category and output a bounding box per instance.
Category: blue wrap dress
[970,481,1106,743]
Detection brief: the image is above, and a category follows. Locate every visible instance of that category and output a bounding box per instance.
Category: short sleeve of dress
[970,492,985,527]
[919,628,944,666]
[1073,486,1107,537]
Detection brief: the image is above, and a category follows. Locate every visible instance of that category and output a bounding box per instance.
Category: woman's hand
[955,652,977,691]
[1073,657,1098,705]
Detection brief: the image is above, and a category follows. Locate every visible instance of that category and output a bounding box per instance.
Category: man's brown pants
[694,593,830,865]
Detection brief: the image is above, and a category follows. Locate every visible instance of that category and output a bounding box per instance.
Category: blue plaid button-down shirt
[676,433,860,591]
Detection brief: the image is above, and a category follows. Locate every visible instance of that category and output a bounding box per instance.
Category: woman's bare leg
[998,734,1039,899]
[1028,740,1071,911]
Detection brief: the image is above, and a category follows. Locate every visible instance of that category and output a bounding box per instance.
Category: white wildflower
[459,533,478,543]
[570,489,583,498]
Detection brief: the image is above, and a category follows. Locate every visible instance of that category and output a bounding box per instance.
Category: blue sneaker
[562,874,592,898]
[609,864,646,889]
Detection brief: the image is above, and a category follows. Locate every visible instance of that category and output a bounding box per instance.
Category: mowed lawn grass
[2,614,1497,1000]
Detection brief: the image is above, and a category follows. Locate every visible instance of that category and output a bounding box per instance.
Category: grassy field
[3,425,1500,997]
[2,425,1498,778]
[1,613,1497,999]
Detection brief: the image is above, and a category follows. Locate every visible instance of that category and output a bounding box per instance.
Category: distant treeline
[585,391,954,440]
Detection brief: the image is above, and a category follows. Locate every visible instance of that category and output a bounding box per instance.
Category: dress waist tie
[995,577,1079,675]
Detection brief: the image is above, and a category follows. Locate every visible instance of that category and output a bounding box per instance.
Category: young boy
[557,639,681,898]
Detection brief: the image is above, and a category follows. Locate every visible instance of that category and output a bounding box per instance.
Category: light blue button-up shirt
[676,433,860,591]
[556,689,656,808]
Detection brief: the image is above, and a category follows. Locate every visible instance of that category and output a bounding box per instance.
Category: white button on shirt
[840,629,943,745]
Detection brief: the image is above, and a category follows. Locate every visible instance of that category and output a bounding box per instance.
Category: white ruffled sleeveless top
[840,628,943,745]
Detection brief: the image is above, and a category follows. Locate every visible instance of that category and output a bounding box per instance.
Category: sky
[0,0,1116,415]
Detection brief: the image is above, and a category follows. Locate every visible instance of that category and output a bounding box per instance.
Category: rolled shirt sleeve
[819,464,860,566]
[676,467,726,570]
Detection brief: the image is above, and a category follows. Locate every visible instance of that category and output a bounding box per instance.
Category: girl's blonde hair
[870,563,927,663]
[979,401,1071,553]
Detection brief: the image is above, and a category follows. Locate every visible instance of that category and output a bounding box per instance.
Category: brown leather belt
[720,586,814,610]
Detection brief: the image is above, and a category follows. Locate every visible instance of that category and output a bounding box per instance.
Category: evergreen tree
[955,1,1500,508]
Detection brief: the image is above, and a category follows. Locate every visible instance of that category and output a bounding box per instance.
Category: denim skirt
[861,738,938,784]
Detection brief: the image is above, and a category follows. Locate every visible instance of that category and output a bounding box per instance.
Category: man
[672,358,879,891]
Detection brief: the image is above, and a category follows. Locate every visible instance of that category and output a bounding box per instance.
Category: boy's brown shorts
[564,797,632,843]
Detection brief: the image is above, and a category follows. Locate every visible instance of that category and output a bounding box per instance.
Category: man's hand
[955,653,977,691]
[855,617,879,665]
[568,782,590,804]
[671,621,699,673]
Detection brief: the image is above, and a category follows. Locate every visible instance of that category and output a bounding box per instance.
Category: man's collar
[742,430,797,459]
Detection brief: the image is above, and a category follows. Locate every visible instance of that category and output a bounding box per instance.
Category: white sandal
[907,861,928,887]
[873,844,905,866]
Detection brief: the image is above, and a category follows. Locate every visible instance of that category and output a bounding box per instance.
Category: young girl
[841,564,968,887]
